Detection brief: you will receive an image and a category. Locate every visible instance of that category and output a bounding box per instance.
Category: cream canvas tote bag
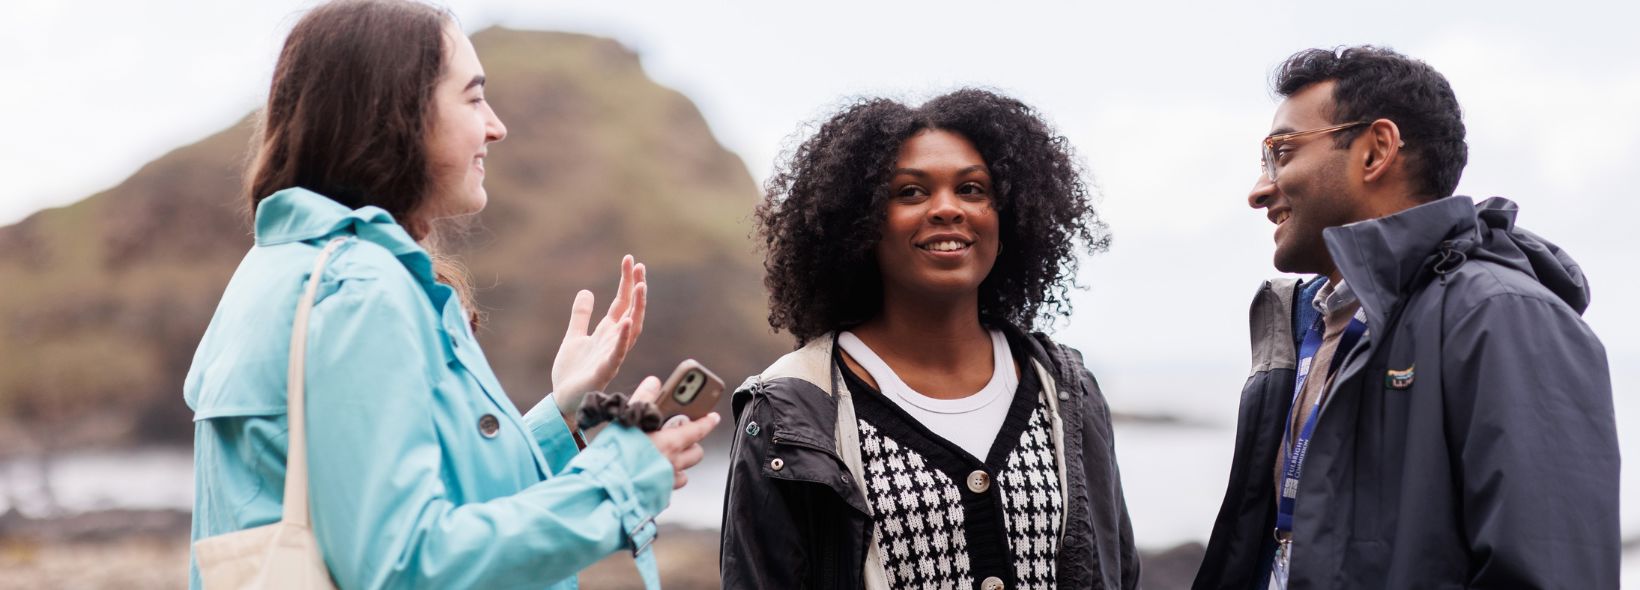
[194,237,347,589]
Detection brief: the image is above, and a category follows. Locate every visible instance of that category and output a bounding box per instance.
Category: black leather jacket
[719,326,1140,589]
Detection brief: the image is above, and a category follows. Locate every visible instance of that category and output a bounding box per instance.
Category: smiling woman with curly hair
[756,90,1110,342]
[719,89,1140,590]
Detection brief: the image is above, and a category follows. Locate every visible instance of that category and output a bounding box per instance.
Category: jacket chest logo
[1385,365,1416,390]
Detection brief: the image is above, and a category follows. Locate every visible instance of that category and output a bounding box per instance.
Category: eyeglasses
[1260,121,1369,181]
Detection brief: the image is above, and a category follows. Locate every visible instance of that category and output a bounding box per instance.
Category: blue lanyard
[1275,312,1366,536]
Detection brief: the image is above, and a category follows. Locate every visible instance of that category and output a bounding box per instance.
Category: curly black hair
[1275,45,1469,199]
[755,88,1109,345]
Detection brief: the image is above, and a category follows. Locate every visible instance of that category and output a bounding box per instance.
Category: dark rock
[0,508,191,543]
[1141,542,1206,590]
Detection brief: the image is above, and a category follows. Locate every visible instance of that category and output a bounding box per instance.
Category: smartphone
[653,359,724,421]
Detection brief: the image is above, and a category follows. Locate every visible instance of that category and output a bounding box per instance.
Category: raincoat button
[746,421,761,436]
[478,414,500,438]
[966,470,991,493]
[981,575,1005,590]
[770,458,785,471]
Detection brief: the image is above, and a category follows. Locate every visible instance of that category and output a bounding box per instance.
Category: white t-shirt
[837,330,1017,460]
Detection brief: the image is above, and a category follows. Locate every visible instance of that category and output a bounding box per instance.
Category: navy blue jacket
[1194,196,1619,589]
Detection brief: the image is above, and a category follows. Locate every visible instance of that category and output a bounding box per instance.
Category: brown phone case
[654,359,724,420]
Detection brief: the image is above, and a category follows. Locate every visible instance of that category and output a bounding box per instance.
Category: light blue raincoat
[184,188,672,589]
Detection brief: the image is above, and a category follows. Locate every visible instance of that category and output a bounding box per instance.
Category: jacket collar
[753,333,840,395]
[1000,323,1068,387]
[1322,196,1476,330]
[754,327,1061,389]
[731,334,838,452]
[1247,278,1307,374]
[254,187,437,288]
[747,326,1061,422]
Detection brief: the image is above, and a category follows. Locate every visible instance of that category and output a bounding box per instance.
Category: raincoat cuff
[524,393,586,468]
[572,424,674,555]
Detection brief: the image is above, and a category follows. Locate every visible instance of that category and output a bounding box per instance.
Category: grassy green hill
[0,28,785,451]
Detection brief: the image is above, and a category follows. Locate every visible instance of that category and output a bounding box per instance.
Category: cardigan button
[966,470,991,494]
[770,458,785,471]
[477,414,500,438]
[981,576,1005,590]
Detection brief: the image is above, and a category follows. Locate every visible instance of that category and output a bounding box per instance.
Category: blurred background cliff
[0,28,782,454]
[3,1,1637,588]
[0,28,795,589]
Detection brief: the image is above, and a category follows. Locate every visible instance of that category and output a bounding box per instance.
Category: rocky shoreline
[0,508,1207,589]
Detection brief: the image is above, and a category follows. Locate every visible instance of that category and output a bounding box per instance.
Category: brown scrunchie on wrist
[575,390,665,433]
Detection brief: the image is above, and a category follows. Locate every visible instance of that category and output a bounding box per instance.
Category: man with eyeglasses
[1192,46,1617,590]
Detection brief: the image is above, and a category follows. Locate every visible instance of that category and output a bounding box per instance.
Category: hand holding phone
[653,359,724,421]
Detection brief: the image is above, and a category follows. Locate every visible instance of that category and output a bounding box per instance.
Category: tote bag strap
[283,237,349,527]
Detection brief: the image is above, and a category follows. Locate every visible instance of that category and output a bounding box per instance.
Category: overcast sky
[4,0,1637,551]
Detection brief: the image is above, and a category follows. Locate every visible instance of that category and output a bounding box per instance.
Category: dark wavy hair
[755,89,1109,345]
[1275,45,1468,200]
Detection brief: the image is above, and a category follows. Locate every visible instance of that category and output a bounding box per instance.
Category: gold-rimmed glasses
[1260,121,1369,181]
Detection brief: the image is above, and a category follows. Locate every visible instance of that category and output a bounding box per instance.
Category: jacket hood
[255,187,440,289]
[1465,197,1590,312]
[1323,196,1591,328]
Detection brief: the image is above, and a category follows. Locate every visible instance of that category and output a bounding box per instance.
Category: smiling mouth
[917,239,972,253]
[1271,210,1290,226]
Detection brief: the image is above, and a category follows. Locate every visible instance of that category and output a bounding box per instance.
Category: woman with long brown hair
[184,1,718,587]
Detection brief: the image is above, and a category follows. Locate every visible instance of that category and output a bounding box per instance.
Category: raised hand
[551,255,648,416]
[630,376,720,490]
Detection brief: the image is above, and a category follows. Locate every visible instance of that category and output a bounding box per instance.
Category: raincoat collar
[1321,196,1475,329]
[1323,194,1592,330]
[253,187,437,287]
